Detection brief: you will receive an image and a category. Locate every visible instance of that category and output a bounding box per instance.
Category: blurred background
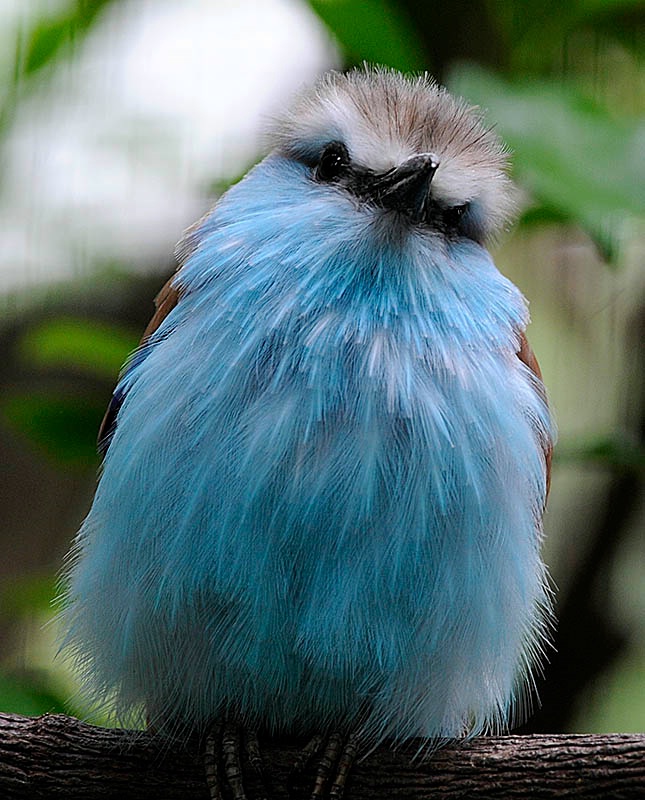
[0,0,643,735]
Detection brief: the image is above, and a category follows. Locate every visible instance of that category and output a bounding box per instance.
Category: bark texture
[0,713,644,799]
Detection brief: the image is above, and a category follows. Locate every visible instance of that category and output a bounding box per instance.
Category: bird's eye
[443,203,469,228]
[441,202,486,243]
[315,141,350,182]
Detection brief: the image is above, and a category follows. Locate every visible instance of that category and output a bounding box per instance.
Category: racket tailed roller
[61,67,554,796]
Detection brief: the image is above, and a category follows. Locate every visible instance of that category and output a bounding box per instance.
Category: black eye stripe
[308,148,482,243]
[442,203,469,227]
[442,202,486,243]
[315,141,350,182]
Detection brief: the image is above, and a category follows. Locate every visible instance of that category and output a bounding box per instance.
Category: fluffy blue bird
[61,67,554,797]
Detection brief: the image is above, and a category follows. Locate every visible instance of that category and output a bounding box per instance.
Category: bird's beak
[369,153,439,223]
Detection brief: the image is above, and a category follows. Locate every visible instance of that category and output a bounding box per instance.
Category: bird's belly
[74,346,549,739]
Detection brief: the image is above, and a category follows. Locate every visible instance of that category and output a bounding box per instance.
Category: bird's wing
[517,331,552,497]
[97,274,181,455]
[139,277,181,344]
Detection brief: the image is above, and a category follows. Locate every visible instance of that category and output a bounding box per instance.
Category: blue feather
[62,148,553,744]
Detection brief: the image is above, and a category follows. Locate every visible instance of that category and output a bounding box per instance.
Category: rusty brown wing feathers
[517,332,552,498]
[97,276,181,454]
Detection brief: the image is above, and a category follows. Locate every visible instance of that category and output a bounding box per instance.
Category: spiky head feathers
[270,67,517,241]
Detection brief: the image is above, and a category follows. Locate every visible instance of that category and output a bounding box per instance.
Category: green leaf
[1,1,116,137]
[0,390,103,468]
[17,317,137,379]
[22,0,114,77]
[308,0,427,71]
[449,65,645,259]
[23,17,73,75]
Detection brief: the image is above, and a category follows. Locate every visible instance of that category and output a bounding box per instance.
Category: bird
[60,66,554,799]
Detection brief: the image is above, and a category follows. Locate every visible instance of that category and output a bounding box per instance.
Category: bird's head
[269,66,517,245]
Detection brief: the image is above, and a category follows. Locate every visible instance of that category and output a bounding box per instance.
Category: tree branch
[1,713,644,798]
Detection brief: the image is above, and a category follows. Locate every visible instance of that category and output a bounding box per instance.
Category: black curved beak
[368,153,439,222]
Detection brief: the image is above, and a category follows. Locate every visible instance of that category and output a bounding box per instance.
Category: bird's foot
[289,731,360,800]
[204,723,272,800]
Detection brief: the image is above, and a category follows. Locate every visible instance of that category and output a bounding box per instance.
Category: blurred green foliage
[557,435,645,472]
[0,575,58,621]
[309,0,426,71]
[2,390,105,468]
[17,317,137,379]
[1,318,138,468]
[0,575,69,716]
[1,0,113,134]
[490,0,645,70]
[0,673,67,717]
[21,0,112,76]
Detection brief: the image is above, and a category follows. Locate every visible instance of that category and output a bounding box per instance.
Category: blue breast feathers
[63,155,554,744]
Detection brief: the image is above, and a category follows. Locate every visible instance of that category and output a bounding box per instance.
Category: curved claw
[330,733,360,800]
[203,723,273,800]
[204,724,224,800]
[222,725,246,800]
[290,731,360,800]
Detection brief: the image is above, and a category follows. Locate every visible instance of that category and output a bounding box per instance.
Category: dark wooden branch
[1,713,644,799]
